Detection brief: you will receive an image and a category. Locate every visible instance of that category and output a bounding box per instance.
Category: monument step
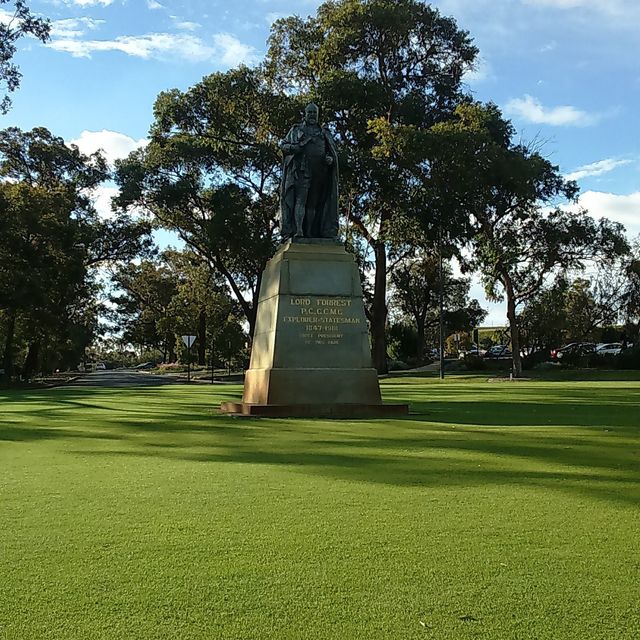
[220,401,409,418]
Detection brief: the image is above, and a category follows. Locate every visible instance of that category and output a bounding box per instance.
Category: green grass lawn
[1,375,639,639]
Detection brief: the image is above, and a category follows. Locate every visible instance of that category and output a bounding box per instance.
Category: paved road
[68,370,181,387]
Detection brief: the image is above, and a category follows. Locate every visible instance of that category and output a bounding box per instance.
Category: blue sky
[2,0,639,325]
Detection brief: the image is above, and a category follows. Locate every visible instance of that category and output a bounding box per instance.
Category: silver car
[595,343,622,356]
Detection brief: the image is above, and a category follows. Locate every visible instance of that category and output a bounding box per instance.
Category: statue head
[304,102,319,125]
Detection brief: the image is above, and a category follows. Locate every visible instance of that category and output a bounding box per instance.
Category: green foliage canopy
[0,127,152,379]
[265,0,479,372]
[0,0,50,113]
[115,67,301,335]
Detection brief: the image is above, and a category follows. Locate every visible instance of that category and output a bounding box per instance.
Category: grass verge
[1,376,639,639]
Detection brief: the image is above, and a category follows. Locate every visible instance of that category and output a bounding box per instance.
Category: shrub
[158,363,186,372]
[522,349,551,370]
[387,359,410,371]
[532,361,560,371]
[588,353,617,369]
[559,353,590,368]
[616,346,640,370]
[462,354,486,371]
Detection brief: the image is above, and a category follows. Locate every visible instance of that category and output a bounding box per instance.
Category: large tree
[518,278,569,356]
[390,251,485,362]
[561,248,640,344]
[115,66,300,337]
[110,258,181,362]
[265,0,478,372]
[0,127,151,379]
[373,101,629,376]
[110,250,245,367]
[621,238,640,340]
[162,250,245,366]
[0,0,50,113]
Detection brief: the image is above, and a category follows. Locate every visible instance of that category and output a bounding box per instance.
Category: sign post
[211,336,216,384]
[181,335,197,383]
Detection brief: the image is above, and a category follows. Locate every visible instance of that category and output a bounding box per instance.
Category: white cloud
[577,191,640,236]
[49,31,258,65]
[91,185,119,220]
[521,0,631,14]
[50,17,103,39]
[0,8,15,25]
[506,94,599,126]
[62,0,114,6]
[174,20,201,31]
[463,57,492,84]
[90,185,148,221]
[565,158,632,181]
[265,12,288,25]
[212,32,259,66]
[69,130,148,165]
[147,0,163,8]
[50,32,213,61]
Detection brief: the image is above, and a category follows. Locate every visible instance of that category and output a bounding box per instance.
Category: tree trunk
[415,316,426,364]
[216,256,256,338]
[2,310,16,380]
[250,270,263,343]
[197,309,207,365]
[503,273,523,378]
[371,242,388,374]
[246,272,262,343]
[23,340,41,380]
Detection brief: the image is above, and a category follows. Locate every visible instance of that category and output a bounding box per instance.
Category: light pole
[438,225,445,380]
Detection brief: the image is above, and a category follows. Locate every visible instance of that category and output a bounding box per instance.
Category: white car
[595,343,622,356]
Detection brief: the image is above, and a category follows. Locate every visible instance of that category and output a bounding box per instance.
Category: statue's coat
[279,123,339,240]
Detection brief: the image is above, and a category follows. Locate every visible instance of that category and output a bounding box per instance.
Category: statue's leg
[306,171,326,237]
[294,182,308,238]
[304,202,316,237]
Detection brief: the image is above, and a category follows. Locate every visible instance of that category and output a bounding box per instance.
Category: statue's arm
[279,126,302,156]
[324,128,337,166]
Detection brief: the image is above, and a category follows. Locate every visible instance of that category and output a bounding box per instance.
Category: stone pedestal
[221,240,409,417]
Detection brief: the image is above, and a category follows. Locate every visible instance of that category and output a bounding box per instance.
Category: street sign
[181,335,197,383]
[181,335,197,348]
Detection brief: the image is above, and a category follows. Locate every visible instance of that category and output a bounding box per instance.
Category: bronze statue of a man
[279,103,339,240]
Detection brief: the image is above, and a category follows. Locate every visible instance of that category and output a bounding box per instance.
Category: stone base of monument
[220,239,409,418]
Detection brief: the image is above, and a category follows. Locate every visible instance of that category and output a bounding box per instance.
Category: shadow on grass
[1,383,639,504]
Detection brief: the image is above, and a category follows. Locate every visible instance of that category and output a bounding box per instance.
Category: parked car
[595,343,623,356]
[95,362,106,370]
[484,345,512,358]
[459,345,486,359]
[134,362,155,370]
[550,343,596,360]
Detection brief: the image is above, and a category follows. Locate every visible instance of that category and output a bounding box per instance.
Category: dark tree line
[0,128,152,380]
[108,250,246,369]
